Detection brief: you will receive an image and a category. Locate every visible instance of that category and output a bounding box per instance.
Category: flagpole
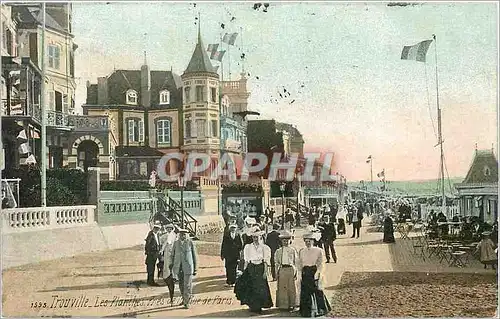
[220,33,224,82]
[228,40,231,80]
[240,26,244,73]
[433,34,445,215]
[370,158,373,185]
[41,3,47,207]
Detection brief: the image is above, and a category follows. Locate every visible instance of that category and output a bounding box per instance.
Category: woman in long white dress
[160,223,177,304]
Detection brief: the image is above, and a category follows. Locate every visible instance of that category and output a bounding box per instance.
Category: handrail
[154,192,198,238]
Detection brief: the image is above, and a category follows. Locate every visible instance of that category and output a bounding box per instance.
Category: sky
[72,1,498,182]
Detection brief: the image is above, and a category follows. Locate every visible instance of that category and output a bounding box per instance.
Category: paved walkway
[2,218,492,317]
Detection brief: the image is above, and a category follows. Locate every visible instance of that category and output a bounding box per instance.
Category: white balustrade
[2,205,96,233]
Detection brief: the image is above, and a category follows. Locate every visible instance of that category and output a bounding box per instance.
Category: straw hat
[482,231,492,236]
[178,228,190,234]
[244,216,257,225]
[249,228,265,237]
[153,221,162,229]
[165,223,175,229]
[302,232,316,240]
[279,230,293,239]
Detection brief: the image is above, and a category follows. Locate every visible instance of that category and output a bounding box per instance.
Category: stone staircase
[153,192,199,240]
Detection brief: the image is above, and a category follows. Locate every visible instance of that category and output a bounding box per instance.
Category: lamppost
[280,182,286,230]
[177,170,187,229]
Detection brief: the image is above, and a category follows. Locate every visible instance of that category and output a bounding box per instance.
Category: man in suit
[172,229,198,309]
[145,222,162,286]
[221,224,243,286]
[318,215,337,263]
[265,223,281,281]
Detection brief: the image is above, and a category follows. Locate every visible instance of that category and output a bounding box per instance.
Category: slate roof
[184,33,217,75]
[116,146,164,158]
[86,69,183,107]
[12,6,68,35]
[461,150,498,184]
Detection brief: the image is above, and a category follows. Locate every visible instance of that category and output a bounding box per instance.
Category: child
[475,231,497,270]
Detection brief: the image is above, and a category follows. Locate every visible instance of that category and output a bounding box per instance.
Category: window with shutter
[184,120,192,138]
[128,119,135,143]
[138,120,144,142]
[157,119,171,144]
[196,119,206,138]
[211,120,218,137]
[196,86,205,102]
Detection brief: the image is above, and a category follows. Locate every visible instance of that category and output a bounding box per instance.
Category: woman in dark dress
[234,228,273,313]
[298,232,331,317]
[383,215,395,243]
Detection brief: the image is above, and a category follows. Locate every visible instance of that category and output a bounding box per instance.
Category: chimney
[141,51,151,107]
[97,77,108,105]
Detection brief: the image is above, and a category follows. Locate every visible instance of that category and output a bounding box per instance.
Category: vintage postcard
[1,1,498,318]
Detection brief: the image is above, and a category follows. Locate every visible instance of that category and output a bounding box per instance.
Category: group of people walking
[144,221,198,309]
[229,224,332,316]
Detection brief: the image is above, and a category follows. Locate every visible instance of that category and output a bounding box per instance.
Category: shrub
[101,180,150,191]
[3,167,88,207]
[47,177,79,206]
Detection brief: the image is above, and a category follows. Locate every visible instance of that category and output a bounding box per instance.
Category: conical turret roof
[184,29,217,75]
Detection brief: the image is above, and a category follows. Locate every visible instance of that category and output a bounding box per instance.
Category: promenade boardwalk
[2,218,497,317]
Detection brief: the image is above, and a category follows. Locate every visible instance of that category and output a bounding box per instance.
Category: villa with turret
[83,30,251,180]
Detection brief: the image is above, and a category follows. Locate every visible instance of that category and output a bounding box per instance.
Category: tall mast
[41,3,47,207]
[433,34,445,214]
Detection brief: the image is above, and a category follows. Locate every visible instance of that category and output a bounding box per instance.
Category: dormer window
[160,90,170,105]
[484,166,491,176]
[126,89,138,105]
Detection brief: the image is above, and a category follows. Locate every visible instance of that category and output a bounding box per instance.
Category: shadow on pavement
[62,271,145,278]
[193,278,233,294]
[39,280,146,292]
[193,274,225,283]
[338,239,384,247]
[197,307,295,317]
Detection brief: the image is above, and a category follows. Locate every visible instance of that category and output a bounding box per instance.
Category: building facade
[455,149,498,224]
[83,30,250,180]
[2,4,111,179]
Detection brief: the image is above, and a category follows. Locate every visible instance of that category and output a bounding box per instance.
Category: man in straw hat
[298,232,331,317]
[144,221,162,286]
[171,228,198,309]
[221,224,243,287]
[274,230,298,312]
[159,223,177,304]
[234,227,273,314]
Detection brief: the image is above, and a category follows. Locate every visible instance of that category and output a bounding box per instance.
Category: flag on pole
[222,32,238,45]
[366,155,372,163]
[25,154,37,165]
[210,50,226,62]
[401,39,433,63]
[377,169,385,178]
[19,143,31,154]
[207,44,219,54]
[17,129,27,140]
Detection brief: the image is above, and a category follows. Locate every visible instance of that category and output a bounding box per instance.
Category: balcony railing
[1,99,42,124]
[47,111,108,131]
[1,102,108,131]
